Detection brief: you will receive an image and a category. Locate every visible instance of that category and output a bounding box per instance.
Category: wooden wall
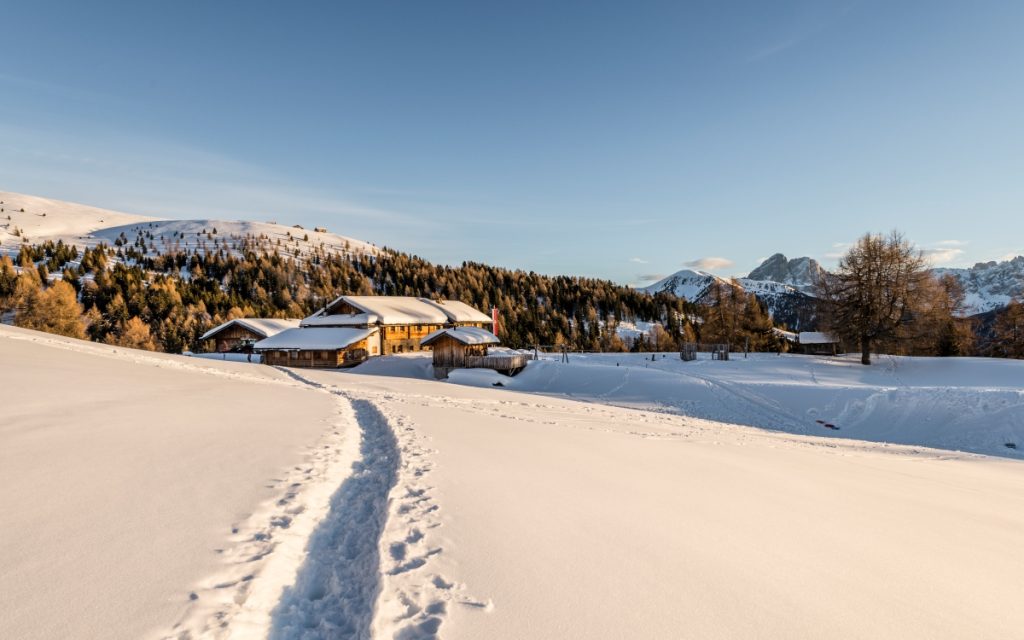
[430,336,488,368]
[260,338,371,368]
[209,325,263,353]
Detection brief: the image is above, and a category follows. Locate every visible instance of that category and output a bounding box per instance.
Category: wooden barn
[301,295,493,356]
[420,326,529,378]
[253,327,378,368]
[199,318,300,353]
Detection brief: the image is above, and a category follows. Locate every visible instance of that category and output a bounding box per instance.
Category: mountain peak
[747,254,822,293]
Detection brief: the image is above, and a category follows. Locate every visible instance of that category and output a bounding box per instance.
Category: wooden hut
[253,327,378,368]
[199,318,300,353]
[421,326,529,378]
[798,332,842,355]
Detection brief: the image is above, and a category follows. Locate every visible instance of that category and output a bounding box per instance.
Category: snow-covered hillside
[0,190,378,263]
[4,324,1024,639]
[95,217,378,264]
[0,191,155,249]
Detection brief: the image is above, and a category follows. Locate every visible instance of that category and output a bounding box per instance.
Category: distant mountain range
[639,254,823,329]
[642,252,1024,325]
[933,257,1024,315]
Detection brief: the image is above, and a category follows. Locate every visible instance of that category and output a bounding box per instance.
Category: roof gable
[200,318,300,341]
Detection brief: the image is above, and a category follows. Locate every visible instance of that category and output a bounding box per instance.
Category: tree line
[2,230,1021,362]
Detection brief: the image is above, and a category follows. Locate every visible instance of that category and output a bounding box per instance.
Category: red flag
[492,306,500,336]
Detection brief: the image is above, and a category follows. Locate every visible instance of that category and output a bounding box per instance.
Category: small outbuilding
[253,327,378,368]
[798,331,842,355]
[421,326,529,378]
[199,318,300,353]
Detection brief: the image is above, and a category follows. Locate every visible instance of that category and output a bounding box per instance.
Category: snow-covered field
[424,351,1024,459]
[4,325,1024,639]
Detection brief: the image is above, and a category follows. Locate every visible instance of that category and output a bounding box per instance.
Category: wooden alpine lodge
[249,296,523,375]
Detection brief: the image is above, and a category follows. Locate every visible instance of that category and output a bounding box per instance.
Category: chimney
[491,306,500,337]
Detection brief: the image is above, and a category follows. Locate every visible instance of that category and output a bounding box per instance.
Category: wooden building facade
[254,327,377,368]
[421,326,529,378]
[199,318,300,353]
[302,295,494,356]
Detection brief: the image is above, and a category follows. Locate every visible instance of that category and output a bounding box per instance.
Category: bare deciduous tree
[817,231,929,365]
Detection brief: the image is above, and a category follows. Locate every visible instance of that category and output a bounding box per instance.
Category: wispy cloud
[746,3,857,63]
[631,273,666,287]
[684,257,734,272]
[629,257,649,264]
[935,239,967,247]
[921,247,965,265]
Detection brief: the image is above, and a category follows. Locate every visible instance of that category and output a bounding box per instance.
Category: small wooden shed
[798,332,841,355]
[199,318,300,353]
[420,326,530,378]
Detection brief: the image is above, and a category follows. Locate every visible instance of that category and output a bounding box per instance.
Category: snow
[298,364,1024,640]
[421,326,500,346]
[0,191,378,264]
[188,351,264,363]
[0,190,155,251]
[639,268,724,300]
[253,326,376,350]
[199,317,300,341]
[300,312,382,327]
[798,331,837,344]
[317,295,496,327]
[0,324,345,640]
[363,351,1024,459]
[418,299,493,324]
[324,296,452,325]
[5,323,1024,639]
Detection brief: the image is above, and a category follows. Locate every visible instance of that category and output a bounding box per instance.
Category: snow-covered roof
[200,318,300,341]
[319,295,492,325]
[299,312,381,327]
[253,327,376,351]
[418,299,493,323]
[420,326,500,347]
[798,331,838,345]
[772,328,799,342]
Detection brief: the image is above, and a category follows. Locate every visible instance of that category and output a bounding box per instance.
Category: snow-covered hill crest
[0,190,378,262]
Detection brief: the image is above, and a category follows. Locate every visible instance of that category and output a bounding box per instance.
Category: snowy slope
[5,325,1024,639]
[303,363,1024,640]
[639,268,726,300]
[94,217,378,263]
[0,325,345,640]
[0,190,379,263]
[0,190,156,249]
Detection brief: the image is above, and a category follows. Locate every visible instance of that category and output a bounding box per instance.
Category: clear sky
[2,1,1023,285]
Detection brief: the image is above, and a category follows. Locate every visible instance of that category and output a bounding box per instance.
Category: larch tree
[15,279,86,339]
[817,231,930,365]
[993,300,1024,358]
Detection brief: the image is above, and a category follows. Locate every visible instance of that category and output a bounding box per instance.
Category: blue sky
[2,1,1023,285]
